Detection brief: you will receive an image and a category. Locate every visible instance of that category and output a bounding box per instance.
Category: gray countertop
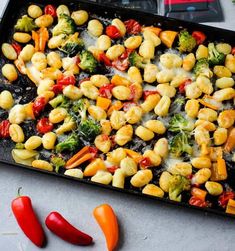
[0,1,235,251]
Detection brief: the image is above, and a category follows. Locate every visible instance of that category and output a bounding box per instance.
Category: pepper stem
[17,187,22,197]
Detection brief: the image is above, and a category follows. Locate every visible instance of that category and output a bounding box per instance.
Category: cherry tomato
[33,97,47,117]
[44,4,57,18]
[12,42,22,55]
[143,90,159,100]
[231,47,235,55]
[36,117,53,134]
[179,79,192,93]
[51,84,64,95]
[192,31,206,45]
[124,19,141,35]
[0,120,10,138]
[189,196,210,208]
[107,166,119,174]
[106,25,121,39]
[122,102,137,112]
[98,52,112,66]
[99,84,114,99]
[139,157,152,169]
[57,75,76,86]
[218,191,235,208]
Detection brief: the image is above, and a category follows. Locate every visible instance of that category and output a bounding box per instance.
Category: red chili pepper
[124,19,141,35]
[36,117,54,134]
[45,212,93,245]
[139,157,152,169]
[218,191,235,208]
[57,75,76,86]
[179,79,192,93]
[52,84,64,94]
[189,196,210,208]
[0,120,10,138]
[12,42,22,55]
[192,31,206,45]
[231,47,235,55]
[98,52,112,66]
[122,102,137,112]
[11,188,45,247]
[143,90,159,100]
[106,25,121,39]
[107,166,119,174]
[33,96,47,117]
[44,4,57,18]
[99,84,115,99]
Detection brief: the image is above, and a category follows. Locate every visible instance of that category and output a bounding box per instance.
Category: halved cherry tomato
[122,102,137,112]
[189,196,210,208]
[12,42,22,55]
[99,84,114,99]
[36,117,54,134]
[124,19,141,35]
[107,166,119,174]
[106,25,121,39]
[179,79,192,93]
[0,120,10,138]
[218,191,235,208]
[57,75,76,86]
[231,47,235,55]
[44,4,57,18]
[192,31,206,45]
[143,90,158,100]
[139,157,152,169]
[33,97,47,117]
[98,52,112,66]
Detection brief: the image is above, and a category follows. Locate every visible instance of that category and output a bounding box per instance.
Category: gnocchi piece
[213,128,228,145]
[198,108,217,122]
[64,169,83,179]
[56,5,70,16]
[110,110,126,130]
[13,32,32,44]
[90,75,109,88]
[55,116,76,135]
[142,184,164,198]
[213,88,235,101]
[88,105,107,121]
[84,158,106,177]
[112,169,125,189]
[100,119,112,135]
[225,54,235,73]
[1,43,17,60]
[194,120,216,131]
[185,82,202,99]
[32,160,53,171]
[25,136,42,150]
[217,110,235,128]
[107,147,127,165]
[42,132,57,150]
[35,14,54,28]
[144,120,166,134]
[91,170,113,185]
[205,181,223,196]
[156,69,175,84]
[80,81,99,100]
[144,64,158,83]
[135,126,154,141]
[87,19,103,37]
[0,90,14,110]
[168,162,192,177]
[196,44,208,60]
[143,150,161,167]
[9,124,25,143]
[191,157,211,169]
[141,94,160,113]
[112,18,126,36]
[128,66,142,84]
[49,108,67,124]
[71,10,88,26]
[63,85,82,100]
[124,36,142,50]
[170,75,188,88]
[194,126,211,146]
[160,53,182,68]
[8,104,26,124]
[130,170,153,188]
[154,138,168,158]
[96,35,111,51]
[31,52,47,71]
[185,99,199,118]
[154,95,171,117]
[115,125,133,146]
[125,106,142,124]
[192,168,211,185]
[62,57,79,74]
[2,64,18,82]
[27,5,43,18]
[216,43,232,55]
[159,171,172,192]
[19,44,35,62]
[156,84,176,98]
[182,53,196,71]
[48,34,66,49]
[215,77,234,89]
[106,44,125,60]
[112,86,131,100]
[120,157,137,176]
[196,76,213,95]
[37,79,54,95]
[143,30,161,47]
[47,52,62,69]
[213,65,232,78]
[94,134,111,153]
[139,40,155,59]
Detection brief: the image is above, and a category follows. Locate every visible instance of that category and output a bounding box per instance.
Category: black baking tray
[0,0,235,219]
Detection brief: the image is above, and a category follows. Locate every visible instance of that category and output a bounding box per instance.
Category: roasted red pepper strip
[52,84,64,94]
[124,19,141,34]
[0,120,10,138]
[139,157,152,169]
[218,191,235,208]
[12,42,22,55]
[232,47,235,55]
[32,96,47,117]
[192,31,206,45]
[45,212,93,245]
[189,196,210,208]
[98,52,112,66]
[11,188,45,247]
[179,79,192,93]
[57,75,76,86]
[44,4,57,18]
[36,117,54,134]
[99,84,115,99]
[106,25,121,39]
[143,90,158,100]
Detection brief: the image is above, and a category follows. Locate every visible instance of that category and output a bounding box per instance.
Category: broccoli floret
[170,97,185,114]
[169,114,194,132]
[170,132,193,157]
[129,51,147,69]
[50,156,66,173]
[79,50,98,74]
[208,43,225,66]
[49,95,70,109]
[52,14,76,36]
[193,58,213,78]
[56,132,80,153]
[178,30,197,53]
[59,32,84,56]
[15,15,37,32]
[70,98,89,121]
[79,119,101,141]
[169,174,190,202]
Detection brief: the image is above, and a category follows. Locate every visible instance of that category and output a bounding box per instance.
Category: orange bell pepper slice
[159,30,178,48]
[141,26,162,36]
[96,96,112,110]
[224,128,235,153]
